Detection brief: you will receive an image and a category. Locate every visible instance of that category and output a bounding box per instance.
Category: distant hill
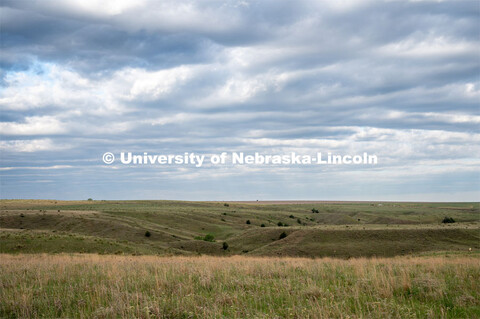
[1,200,478,257]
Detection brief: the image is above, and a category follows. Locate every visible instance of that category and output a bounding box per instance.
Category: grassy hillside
[1,200,479,318]
[1,200,478,257]
[1,254,479,318]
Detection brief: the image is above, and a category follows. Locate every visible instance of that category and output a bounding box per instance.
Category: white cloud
[0,139,69,152]
[0,116,66,135]
[23,0,146,18]
[0,63,111,112]
[379,36,477,58]
[0,165,73,171]
[116,66,195,101]
[0,63,199,114]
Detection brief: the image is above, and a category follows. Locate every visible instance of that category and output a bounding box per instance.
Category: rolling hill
[1,200,478,257]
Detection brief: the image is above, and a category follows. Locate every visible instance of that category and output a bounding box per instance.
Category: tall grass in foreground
[1,254,479,318]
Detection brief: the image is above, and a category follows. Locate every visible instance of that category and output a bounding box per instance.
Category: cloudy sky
[1,0,479,201]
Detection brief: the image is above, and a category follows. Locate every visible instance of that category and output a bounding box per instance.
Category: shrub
[311,208,319,214]
[442,217,455,223]
[203,234,215,242]
[289,215,295,218]
[87,198,93,201]
[277,221,284,227]
[260,224,266,227]
[144,231,151,237]
[279,231,287,239]
[246,220,251,224]
[222,242,229,250]
[224,203,229,207]
[297,218,302,224]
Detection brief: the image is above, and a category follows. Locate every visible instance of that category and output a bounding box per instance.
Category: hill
[1,200,478,257]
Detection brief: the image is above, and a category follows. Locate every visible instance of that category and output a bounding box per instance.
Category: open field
[1,200,479,257]
[1,200,479,318]
[1,254,479,318]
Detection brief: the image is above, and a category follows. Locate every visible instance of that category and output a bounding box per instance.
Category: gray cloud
[0,0,479,200]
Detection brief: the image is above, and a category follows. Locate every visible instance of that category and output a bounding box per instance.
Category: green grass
[1,200,479,257]
[1,200,479,318]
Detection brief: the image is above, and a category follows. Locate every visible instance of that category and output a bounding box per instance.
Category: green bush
[194,234,216,242]
[442,217,455,223]
[260,224,266,227]
[277,221,284,227]
[144,231,151,237]
[279,231,287,239]
[203,234,215,242]
[311,208,319,214]
[222,242,229,250]
[246,220,251,224]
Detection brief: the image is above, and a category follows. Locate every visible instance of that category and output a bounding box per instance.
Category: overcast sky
[1,0,479,201]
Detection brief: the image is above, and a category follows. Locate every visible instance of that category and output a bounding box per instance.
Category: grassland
[1,254,479,318]
[1,200,479,318]
[1,200,479,257]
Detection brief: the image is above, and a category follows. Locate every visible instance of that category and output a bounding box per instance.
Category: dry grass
[1,254,479,318]
[2,199,478,257]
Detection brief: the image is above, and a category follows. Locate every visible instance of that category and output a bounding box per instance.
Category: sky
[0,0,479,201]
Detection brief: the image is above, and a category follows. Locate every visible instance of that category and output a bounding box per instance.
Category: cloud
[0,138,68,152]
[118,66,196,101]
[0,116,66,135]
[0,0,479,200]
[0,165,73,171]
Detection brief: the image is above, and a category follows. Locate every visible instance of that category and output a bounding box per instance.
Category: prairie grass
[1,200,479,257]
[1,254,479,318]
